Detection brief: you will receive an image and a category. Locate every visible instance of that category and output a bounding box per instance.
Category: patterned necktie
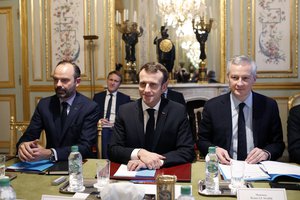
[105,94,113,120]
[145,108,155,151]
[61,102,68,130]
[237,102,247,160]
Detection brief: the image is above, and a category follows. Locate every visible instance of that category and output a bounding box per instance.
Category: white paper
[113,164,139,177]
[219,163,270,181]
[41,195,83,200]
[237,188,287,200]
[261,161,300,175]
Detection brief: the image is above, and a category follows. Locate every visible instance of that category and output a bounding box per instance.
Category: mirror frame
[108,0,226,83]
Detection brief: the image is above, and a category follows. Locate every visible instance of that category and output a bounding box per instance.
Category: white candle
[133,11,137,23]
[126,9,129,21]
[123,9,126,21]
[116,10,119,24]
[118,12,121,24]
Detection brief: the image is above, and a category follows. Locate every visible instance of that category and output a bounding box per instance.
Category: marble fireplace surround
[118,83,229,102]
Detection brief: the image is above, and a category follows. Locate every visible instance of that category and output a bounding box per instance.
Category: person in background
[93,71,130,158]
[109,62,195,170]
[17,61,100,162]
[207,70,219,83]
[287,104,300,164]
[162,86,186,107]
[198,55,284,164]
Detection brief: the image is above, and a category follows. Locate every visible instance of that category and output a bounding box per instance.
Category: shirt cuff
[263,149,271,160]
[131,148,141,160]
[51,148,58,162]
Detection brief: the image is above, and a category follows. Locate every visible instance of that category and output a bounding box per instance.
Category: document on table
[260,161,300,181]
[113,164,156,177]
[219,162,270,181]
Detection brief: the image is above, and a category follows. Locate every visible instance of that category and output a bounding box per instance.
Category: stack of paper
[7,160,54,173]
[219,161,300,181]
[113,164,156,178]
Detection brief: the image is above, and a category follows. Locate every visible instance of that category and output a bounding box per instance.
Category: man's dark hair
[107,70,123,83]
[139,62,169,84]
[56,60,81,79]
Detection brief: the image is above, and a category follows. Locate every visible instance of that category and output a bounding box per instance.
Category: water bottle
[177,186,195,200]
[68,145,85,192]
[0,177,16,200]
[205,146,220,194]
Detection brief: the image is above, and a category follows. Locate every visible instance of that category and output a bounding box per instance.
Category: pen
[258,164,268,174]
[130,180,155,184]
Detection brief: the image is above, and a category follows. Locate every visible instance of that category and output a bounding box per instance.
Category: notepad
[113,164,156,178]
[7,160,54,173]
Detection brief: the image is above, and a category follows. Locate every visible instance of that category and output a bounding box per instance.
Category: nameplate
[237,188,287,200]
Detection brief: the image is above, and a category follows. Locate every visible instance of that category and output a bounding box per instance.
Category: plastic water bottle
[177,186,195,200]
[0,177,16,200]
[68,145,85,192]
[205,146,220,194]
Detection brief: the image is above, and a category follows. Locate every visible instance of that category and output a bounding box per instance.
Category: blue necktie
[237,102,247,160]
[145,108,155,151]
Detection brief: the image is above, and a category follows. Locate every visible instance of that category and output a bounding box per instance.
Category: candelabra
[192,17,213,83]
[116,10,143,84]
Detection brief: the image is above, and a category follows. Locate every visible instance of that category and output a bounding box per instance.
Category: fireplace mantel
[119,83,229,102]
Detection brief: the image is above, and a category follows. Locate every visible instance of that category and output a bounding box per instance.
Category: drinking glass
[0,154,6,177]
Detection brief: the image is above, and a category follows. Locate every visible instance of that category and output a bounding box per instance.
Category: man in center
[109,62,195,170]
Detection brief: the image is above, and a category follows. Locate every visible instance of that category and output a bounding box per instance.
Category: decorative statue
[154,26,175,72]
[122,22,143,63]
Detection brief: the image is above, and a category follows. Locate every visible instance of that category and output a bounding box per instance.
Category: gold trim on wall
[0,7,15,88]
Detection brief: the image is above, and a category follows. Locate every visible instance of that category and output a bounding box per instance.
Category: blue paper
[7,160,54,172]
[136,169,156,177]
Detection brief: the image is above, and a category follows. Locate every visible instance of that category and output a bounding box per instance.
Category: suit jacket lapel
[135,100,145,146]
[152,99,168,150]
[252,92,259,147]
[59,93,82,144]
[51,96,62,144]
[223,93,233,153]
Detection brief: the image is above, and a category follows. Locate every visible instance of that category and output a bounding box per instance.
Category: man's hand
[246,147,268,164]
[216,147,231,165]
[99,118,114,127]
[18,139,51,162]
[137,149,165,170]
[127,159,147,171]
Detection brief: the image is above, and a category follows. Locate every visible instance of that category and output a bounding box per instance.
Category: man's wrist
[49,148,57,162]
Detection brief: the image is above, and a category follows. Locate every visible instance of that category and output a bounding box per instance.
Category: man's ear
[161,81,168,93]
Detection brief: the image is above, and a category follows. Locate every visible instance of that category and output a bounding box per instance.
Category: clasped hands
[127,149,165,171]
[18,139,51,162]
[216,146,269,165]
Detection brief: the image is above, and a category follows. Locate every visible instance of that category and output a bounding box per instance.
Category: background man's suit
[93,91,131,119]
[198,92,285,160]
[17,92,100,160]
[109,98,195,167]
[93,90,130,158]
[287,104,300,164]
[165,88,186,106]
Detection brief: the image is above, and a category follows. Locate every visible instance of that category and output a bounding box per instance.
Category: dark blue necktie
[105,94,113,120]
[61,102,68,130]
[145,108,155,151]
[237,102,247,160]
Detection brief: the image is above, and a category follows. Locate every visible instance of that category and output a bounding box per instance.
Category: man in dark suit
[17,61,100,162]
[93,71,130,158]
[162,88,186,106]
[287,104,300,164]
[198,55,284,164]
[109,62,195,170]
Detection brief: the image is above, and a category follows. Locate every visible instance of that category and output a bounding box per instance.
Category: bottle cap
[208,146,216,153]
[0,177,10,187]
[71,145,79,152]
[180,185,191,195]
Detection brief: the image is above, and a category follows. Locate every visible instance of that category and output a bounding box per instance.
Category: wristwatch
[49,149,56,162]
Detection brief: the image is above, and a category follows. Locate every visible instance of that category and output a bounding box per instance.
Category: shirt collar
[142,99,161,112]
[107,90,117,97]
[60,92,76,106]
[231,91,253,109]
